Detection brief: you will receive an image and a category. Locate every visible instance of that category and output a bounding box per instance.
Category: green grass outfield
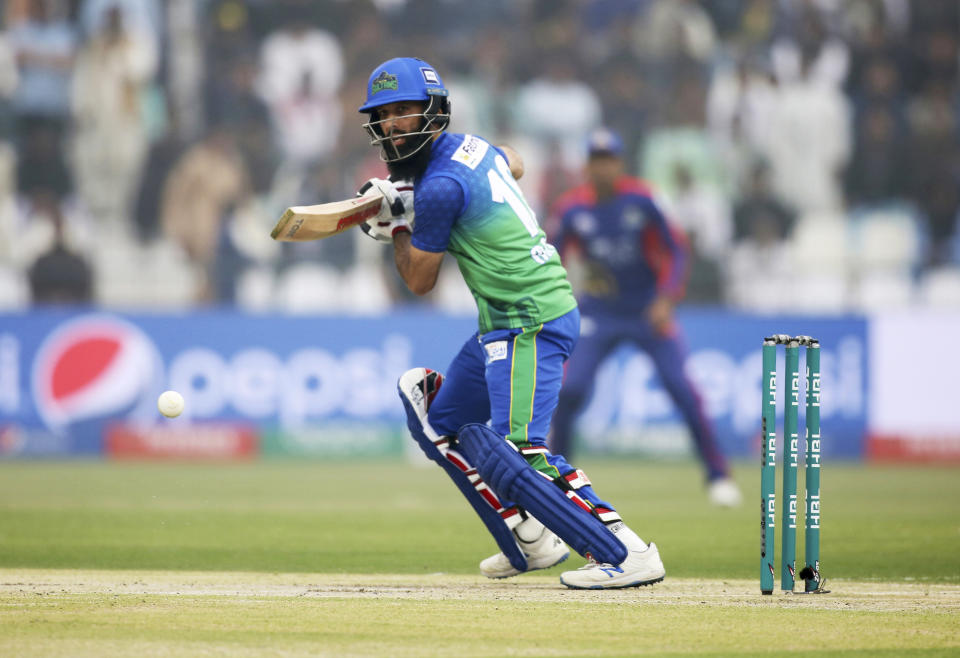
[1,460,958,656]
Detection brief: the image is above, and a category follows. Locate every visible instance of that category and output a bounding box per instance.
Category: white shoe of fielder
[560,524,665,590]
[480,516,569,579]
[708,477,743,508]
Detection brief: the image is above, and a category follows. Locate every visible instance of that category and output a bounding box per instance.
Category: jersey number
[488,154,539,237]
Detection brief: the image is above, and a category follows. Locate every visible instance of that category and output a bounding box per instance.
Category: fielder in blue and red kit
[548,128,740,505]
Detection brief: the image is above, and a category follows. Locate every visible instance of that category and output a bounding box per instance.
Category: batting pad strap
[518,445,549,457]
[552,469,622,524]
[399,389,528,572]
[592,506,622,524]
[551,468,589,491]
[458,423,628,566]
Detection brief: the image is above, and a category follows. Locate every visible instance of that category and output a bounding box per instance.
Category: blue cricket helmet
[358,57,449,113]
[359,57,451,163]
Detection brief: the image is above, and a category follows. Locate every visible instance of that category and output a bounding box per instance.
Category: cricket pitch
[2,569,958,657]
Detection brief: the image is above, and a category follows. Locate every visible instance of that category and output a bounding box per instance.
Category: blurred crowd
[0,0,959,312]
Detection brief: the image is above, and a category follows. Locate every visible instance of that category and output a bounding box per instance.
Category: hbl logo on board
[31,315,164,431]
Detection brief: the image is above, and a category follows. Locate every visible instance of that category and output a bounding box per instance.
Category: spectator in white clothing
[70,5,158,234]
[258,17,344,166]
[511,52,602,171]
[762,52,852,214]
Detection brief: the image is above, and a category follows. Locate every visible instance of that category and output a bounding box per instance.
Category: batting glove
[358,177,414,243]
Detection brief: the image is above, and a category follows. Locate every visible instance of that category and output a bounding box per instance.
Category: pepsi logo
[32,315,164,430]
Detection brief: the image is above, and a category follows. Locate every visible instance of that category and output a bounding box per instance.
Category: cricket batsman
[549,128,742,507]
[355,56,665,589]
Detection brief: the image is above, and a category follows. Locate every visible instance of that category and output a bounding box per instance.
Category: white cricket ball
[157,390,184,418]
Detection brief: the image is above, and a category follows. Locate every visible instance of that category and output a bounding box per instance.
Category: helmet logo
[371,71,399,95]
[420,68,440,84]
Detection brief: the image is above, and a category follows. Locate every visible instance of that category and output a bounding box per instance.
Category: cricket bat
[270,192,384,242]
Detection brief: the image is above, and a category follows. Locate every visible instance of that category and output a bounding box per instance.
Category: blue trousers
[551,311,729,481]
[427,308,615,512]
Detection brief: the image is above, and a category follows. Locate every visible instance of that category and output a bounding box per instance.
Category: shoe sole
[559,573,665,590]
[482,551,570,579]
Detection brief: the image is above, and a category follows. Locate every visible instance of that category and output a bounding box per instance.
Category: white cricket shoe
[480,517,569,579]
[708,477,743,508]
[560,524,665,590]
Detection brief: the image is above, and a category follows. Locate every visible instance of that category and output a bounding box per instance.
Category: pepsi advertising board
[0,309,868,460]
[0,309,474,458]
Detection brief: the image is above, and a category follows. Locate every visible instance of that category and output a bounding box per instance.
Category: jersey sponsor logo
[420,67,440,85]
[451,135,488,170]
[573,211,596,235]
[623,207,646,229]
[530,236,556,265]
[590,237,614,259]
[484,340,508,363]
[371,71,398,95]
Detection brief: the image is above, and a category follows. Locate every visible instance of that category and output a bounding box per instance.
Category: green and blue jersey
[411,133,576,333]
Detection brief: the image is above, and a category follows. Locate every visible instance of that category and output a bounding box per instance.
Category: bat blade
[270,192,384,242]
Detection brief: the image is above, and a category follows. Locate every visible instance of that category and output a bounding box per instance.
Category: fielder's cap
[587,127,624,157]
